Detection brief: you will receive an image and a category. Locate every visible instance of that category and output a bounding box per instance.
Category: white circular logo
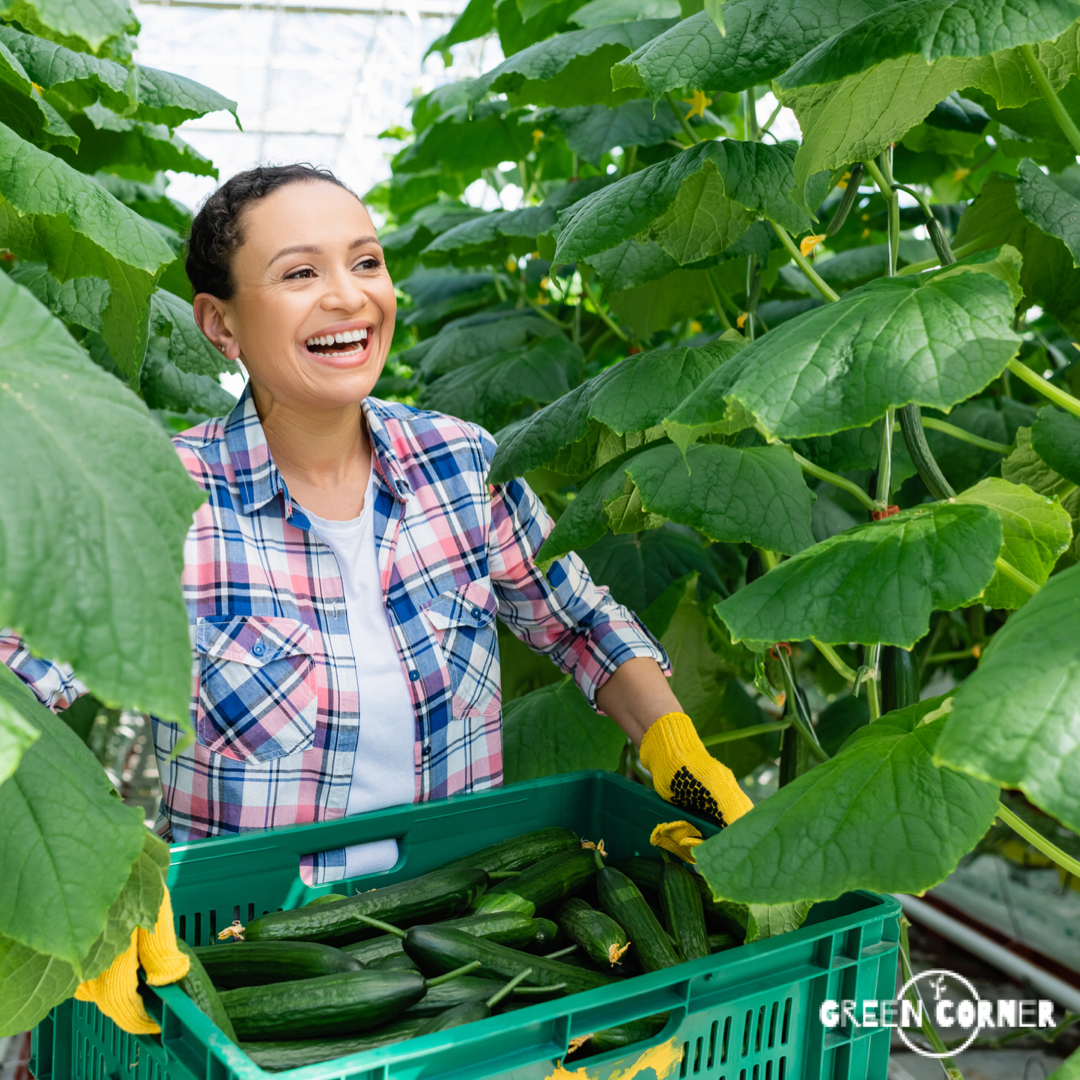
[896,968,982,1059]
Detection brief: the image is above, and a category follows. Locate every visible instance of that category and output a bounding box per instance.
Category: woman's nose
[320,266,369,312]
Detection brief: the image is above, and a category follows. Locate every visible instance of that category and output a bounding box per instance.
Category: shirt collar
[224,383,411,516]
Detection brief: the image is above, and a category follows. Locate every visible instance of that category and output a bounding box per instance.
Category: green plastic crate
[32,771,900,1080]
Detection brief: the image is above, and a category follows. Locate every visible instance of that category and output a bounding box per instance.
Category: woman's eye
[355,257,382,271]
[285,267,315,280]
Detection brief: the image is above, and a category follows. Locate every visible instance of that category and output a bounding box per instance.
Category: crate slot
[755,1005,766,1052]
[680,1041,689,1078]
[741,1009,752,1056]
[721,1014,731,1064]
[781,997,792,1044]
[693,1035,703,1073]
[767,1000,779,1048]
[707,1019,718,1069]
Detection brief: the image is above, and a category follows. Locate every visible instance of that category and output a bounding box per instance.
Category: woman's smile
[303,321,375,366]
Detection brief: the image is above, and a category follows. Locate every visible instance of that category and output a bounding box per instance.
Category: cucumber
[401,975,503,1017]
[709,931,739,952]
[595,863,678,973]
[471,849,597,917]
[589,1015,669,1053]
[343,912,554,965]
[403,925,612,995]
[240,1020,424,1071]
[218,969,426,1040]
[193,940,363,989]
[613,857,748,938]
[372,954,420,971]
[556,898,630,970]
[176,940,239,1042]
[659,861,709,962]
[303,893,348,907]
[242,867,488,945]
[881,645,918,713]
[439,827,581,874]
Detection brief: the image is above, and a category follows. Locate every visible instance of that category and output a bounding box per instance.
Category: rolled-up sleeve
[484,460,671,710]
[0,632,88,712]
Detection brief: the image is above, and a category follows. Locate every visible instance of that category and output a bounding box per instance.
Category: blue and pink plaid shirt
[1,385,667,878]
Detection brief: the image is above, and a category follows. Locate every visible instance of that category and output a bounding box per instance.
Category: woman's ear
[193,293,238,361]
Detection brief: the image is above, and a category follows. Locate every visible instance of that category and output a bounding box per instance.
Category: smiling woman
[1,163,752,901]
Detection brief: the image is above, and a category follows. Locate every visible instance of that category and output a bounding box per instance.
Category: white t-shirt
[304,468,416,880]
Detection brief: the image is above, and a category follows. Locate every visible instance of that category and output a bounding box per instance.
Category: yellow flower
[861,213,870,221]
[862,227,872,239]
[736,312,748,329]
[800,233,825,257]
[505,256,518,273]
[689,320,703,335]
[836,171,851,191]
[532,128,544,149]
[953,167,971,182]
[681,89,710,120]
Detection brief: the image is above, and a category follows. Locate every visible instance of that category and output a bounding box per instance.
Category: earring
[218,345,226,355]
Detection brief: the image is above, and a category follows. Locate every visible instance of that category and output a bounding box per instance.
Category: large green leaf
[955,172,1080,335]
[501,677,626,783]
[664,251,1023,446]
[695,696,1000,905]
[0,23,135,113]
[571,0,680,27]
[0,38,80,150]
[0,121,177,378]
[92,173,192,234]
[779,0,1079,92]
[425,0,494,58]
[0,272,204,721]
[780,22,1080,204]
[537,442,814,567]
[531,99,682,165]
[0,698,38,789]
[0,666,145,968]
[149,288,234,377]
[935,563,1080,832]
[1032,406,1080,484]
[420,335,584,430]
[0,0,138,54]
[1004,426,1080,565]
[141,348,237,417]
[396,102,532,175]
[612,1,899,101]
[552,140,816,267]
[0,828,168,1035]
[1016,158,1080,266]
[467,18,678,108]
[489,337,744,482]
[133,66,239,129]
[8,261,109,332]
[956,477,1073,608]
[715,503,1004,647]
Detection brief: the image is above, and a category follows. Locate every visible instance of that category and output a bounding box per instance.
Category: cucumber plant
[0,0,238,1034]
[372,0,1080,923]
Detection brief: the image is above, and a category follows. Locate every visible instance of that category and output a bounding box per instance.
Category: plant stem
[1007,357,1080,418]
[927,648,980,663]
[544,944,578,959]
[812,639,858,685]
[899,917,966,1078]
[704,270,734,331]
[771,222,841,302]
[621,144,638,178]
[745,252,759,340]
[665,92,701,144]
[918,417,1011,454]
[994,556,1040,595]
[702,721,792,747]
[492,271,507,303]
[1019,44,1080,156]
[759,97,784,136]
[897,239,983,276]
[777,649,829,761]
[793,450,878,510]
[486,968,534,1008]
[997,804,1080,878]
[883,151,900,276]
[523,294,568,328]
[354,914,405,938]
[427,960,482,987]
[581,279,629,342]
[860,156,889,198]
[744,85,759,141]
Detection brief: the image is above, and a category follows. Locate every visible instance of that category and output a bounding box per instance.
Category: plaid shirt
[1,385,667,880]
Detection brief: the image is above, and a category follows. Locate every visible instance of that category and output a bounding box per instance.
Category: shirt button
[409,670,420,682]
[422,745,431,756]
[252,643,265,657]
[471,607,481,619]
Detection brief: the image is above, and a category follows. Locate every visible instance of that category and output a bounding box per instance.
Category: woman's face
[204,180,396,412]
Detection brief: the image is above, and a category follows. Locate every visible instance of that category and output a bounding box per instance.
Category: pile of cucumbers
[175,827,747,1071]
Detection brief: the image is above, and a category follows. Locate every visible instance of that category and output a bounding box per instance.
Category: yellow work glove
[650,820,705,863]
[75,886,189,1034]
[640,712,754,829]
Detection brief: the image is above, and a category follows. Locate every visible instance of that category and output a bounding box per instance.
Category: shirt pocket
[195,615,318,763]
[420,577,500,719]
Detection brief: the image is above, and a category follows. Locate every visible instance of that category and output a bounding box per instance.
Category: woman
[2,164,752,885]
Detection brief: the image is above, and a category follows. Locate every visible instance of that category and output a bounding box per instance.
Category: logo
[820,967,1057,1060]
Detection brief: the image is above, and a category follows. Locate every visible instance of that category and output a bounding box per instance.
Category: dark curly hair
[185,164,359,299]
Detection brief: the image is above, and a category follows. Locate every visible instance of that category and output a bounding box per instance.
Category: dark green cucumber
[219,969,426,1039]
[439,827,581,874]
[303,893,348,907]
[709,931,739,952]
[193,940,362,989]
[240,1020,424,1071]
[343,912,554,966]
[373,954,420,971]
[589,1015,669,1053]
[881,645,919,713]
[557,898,630,970]
[242,867,488,945]
[596,864,678,973]
[176,940,239,1042]
[403,925,612,994]
[613,857,748,937]
[401,975,503,1018]
[471,849,596,917]
[659,861,709,962]
[416,999,491,1034]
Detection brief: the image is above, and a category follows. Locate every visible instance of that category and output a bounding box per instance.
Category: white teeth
[333,332,344,344]
[304,329,370,349]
